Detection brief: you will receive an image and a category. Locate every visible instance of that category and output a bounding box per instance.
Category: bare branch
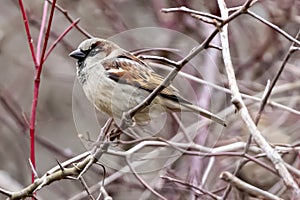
[255,30,300,123]
[247,10,300,46]
[161,6,222,22]
[125,156,167,200]
[220,171,284,200]
[216,0,300,197]
[161,175,219,199]
[78,176,95,200]
[46,0,92,38]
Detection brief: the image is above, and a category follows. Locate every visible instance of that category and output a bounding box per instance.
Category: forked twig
[47,0,92,38]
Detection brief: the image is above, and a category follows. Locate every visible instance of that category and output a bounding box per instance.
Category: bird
[69,38,226,128]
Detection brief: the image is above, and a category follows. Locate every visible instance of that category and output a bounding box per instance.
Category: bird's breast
[80,66,165,123]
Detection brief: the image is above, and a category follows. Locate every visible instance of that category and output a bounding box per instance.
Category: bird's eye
[81,43,98,55]
[80,48,91,56]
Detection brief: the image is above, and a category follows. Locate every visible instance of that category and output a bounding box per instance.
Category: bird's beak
[69,49,86,60]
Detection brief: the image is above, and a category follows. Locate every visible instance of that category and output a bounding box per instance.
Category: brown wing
[101,53,191,104]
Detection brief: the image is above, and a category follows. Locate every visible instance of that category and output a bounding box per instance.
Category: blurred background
[0,0,299,199]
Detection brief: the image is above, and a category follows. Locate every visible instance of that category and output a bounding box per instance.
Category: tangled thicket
[0,0,299,199]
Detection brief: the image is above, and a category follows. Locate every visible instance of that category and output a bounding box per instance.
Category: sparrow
[69,38,226,127]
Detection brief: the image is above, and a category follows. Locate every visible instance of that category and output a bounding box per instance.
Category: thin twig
[78,176,95,200]
[220,172,284,200]
[76,120,112,179]
[46,0,92,38]
[161,175,219,200]
[43,18,80,62]
[28,158,39,179]
[95,0,128,33]
[131,47,180,55]
[152,62,300,116]
[125,156,167,200]
[36,1,48,63]
[247,10,300,46]
[38,0,56,68]
[18,0,38,67]
[137,55,178,67]
[255,30,300,124]
[98,186,112,200]
[0,85,27,130]
[0,188,12,198]
[161,6,222,22]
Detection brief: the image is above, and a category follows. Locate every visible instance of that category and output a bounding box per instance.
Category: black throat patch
[77,62,88,85]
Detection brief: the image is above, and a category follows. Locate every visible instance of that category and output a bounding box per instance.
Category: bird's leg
[119,111,135,130]
[107,123,123,141]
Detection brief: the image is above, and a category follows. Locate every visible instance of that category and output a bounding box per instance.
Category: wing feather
[101,53,191,104]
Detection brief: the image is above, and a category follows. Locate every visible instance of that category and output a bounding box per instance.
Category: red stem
[18,0,57,185]
[36,1,49,63]
[30,0,57,183]
[18,0,38,67]
[38,0,57,72]
[18,0,38,184]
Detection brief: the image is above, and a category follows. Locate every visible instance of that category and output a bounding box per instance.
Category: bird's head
[69,38,121,70]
